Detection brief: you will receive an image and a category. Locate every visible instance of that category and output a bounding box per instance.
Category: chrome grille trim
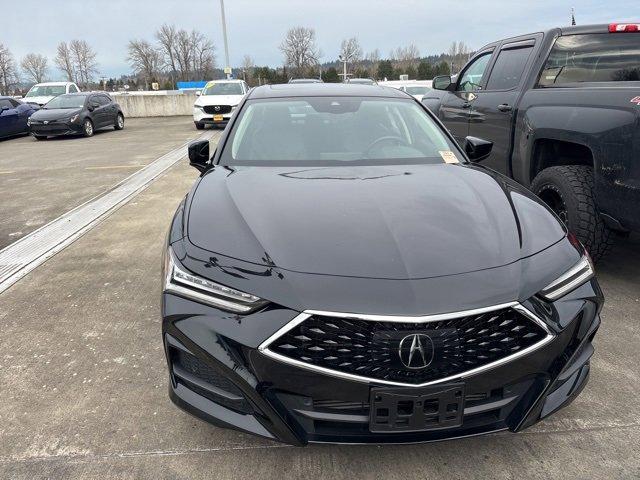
[258,302,554,388]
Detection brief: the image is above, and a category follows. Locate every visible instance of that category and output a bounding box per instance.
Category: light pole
[219,0,231,79]
[338,54,350,82]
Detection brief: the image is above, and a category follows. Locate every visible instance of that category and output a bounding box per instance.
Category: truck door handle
[497,103,513,112]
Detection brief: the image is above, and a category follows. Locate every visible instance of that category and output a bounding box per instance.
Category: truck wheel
[532,165,612,262]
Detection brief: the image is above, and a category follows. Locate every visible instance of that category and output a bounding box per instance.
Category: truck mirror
[464,136,493,162]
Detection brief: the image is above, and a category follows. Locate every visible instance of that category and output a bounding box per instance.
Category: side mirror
[432,75,453,91]
[195,90,201,96]
[464,136,493,162]
[0,106,8,113]
[188,140,210,172]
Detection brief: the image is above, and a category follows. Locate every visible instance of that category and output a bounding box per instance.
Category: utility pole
[219,0,231,79]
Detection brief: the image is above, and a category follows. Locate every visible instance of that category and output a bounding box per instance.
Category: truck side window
[486,46,533,90]
[68,85,79,93]
[457,53,492,92]
[538,34,640,86]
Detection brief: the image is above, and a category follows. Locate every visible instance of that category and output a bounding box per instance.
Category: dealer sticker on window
[439,151,460,164]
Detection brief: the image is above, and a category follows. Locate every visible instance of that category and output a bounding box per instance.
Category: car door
[91,95,109,127]
[439,50,495,143]
[13,99,32,134]
[0,98,19,137]
[101,95,118,125]
[467,36,541,175]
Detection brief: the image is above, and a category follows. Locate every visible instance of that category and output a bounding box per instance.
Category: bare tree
[280,27,320,77]
[366,49,380,78]
[174,29,193,81]
[0,44,18,95]
[21,53,48,84]
[448,41,471,73]
[190,30,215,80]
[69,39,98,87]
[242,54,255,82]
[55,42,75,82]
[340,37,362,71]
[156,24,178,84]
[127,40,161,89]
[391,44,420,70]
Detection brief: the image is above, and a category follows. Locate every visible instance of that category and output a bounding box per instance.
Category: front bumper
[29,121,82,137]
[162,281,602,445]
[193,107,232,127]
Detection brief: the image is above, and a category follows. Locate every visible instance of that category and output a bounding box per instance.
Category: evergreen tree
[322,67,340,83]
[377,60,393,80]
[417,61,433,80]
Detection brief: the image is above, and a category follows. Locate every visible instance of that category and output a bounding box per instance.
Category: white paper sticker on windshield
[439,151,460,164]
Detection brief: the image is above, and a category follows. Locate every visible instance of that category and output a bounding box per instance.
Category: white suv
[193,79,248,129]
[23,82,81,106]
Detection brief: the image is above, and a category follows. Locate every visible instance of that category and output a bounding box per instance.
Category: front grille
[203,105,232,114]
[267,307,548,385]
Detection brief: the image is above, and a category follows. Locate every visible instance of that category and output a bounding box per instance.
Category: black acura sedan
[162,84,602,445]
[28,92,124,139]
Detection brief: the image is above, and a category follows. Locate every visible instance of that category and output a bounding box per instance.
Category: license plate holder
[369,383,464,433]
[213,114,224,122]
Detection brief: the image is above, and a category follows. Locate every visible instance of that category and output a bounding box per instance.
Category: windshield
[202,82,243,95]
[405,86,430,95]
[26,85,66,97]
[44,94,87,109]
[220,97,461,166]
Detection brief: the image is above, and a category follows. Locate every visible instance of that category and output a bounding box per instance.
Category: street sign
[224,67,232,74]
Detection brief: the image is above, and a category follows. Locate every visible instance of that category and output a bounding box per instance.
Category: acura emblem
[398,334,434,370]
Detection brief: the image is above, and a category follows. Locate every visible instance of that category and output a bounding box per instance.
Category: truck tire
[531,165,612,262]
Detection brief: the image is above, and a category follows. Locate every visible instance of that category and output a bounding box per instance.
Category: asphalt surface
[0,117,202,249]
[0,122,639,479]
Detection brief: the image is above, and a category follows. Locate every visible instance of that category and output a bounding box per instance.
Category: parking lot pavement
[0,144,639,479]
[0,116,203,250]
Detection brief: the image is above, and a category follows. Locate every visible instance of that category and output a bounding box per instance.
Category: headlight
[164,247,268,313]
[69,114,79,123]
[194,105,204,111]
[538,255,595,301]
[27,118,32,126]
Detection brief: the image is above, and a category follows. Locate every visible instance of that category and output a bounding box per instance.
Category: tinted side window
[539,33,640,86]
[0,99,14,109]
[458,53,492,92]
[94,95,109,106]
[486,46,533,90]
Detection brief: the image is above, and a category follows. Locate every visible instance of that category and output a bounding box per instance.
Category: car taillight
[609,23,640,32]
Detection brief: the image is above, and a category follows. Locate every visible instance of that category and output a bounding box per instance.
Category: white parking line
[85,164,148,170]
[0,130,218,293]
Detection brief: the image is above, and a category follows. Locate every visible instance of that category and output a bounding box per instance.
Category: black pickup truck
[424,23,640,260]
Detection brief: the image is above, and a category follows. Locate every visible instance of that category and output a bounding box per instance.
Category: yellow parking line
[0,171,16,175]
[84,165,147,170]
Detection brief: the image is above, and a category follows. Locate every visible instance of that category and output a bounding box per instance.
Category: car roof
[207,79,244,83]
[248,83,410,99]
[32,82,73,86]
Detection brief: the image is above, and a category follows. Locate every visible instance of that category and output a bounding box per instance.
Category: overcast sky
[4,0,638,79]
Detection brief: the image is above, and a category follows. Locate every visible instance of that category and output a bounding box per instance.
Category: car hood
[31,108,81,120]
[195,94,243,107]
[23,96,55,106]
[187,164,566,280]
